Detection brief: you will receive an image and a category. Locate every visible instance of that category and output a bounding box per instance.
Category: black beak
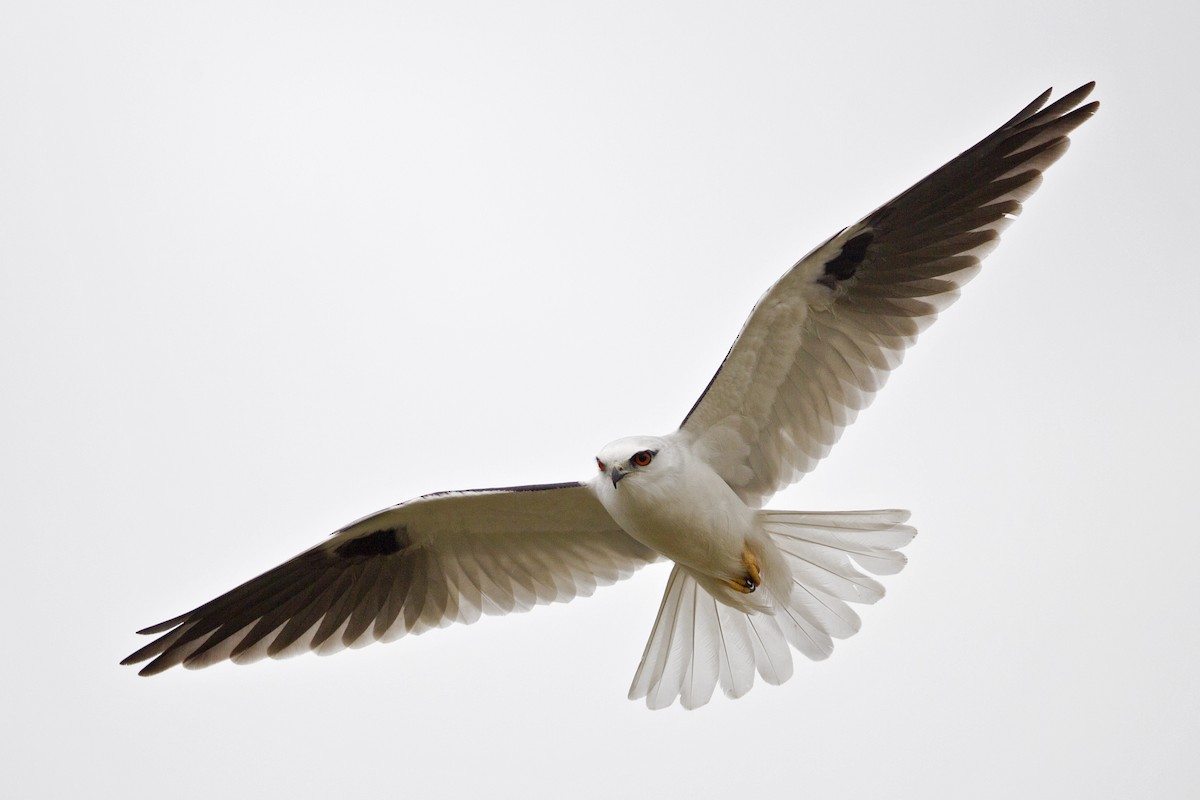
[610,466,626,487]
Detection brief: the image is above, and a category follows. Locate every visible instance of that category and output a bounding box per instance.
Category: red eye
[632,450,653,467]
[596,458,606,472]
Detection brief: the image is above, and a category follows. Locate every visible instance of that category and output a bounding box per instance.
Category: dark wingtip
[136,613,188,636]
[1041,82,1098,117]
[1007,82,1097,131]
[1052,81,1095,102]
[121,644,155,667]
[132,653,176,676]
[1009,87,1055,126]
[119,658,161,677]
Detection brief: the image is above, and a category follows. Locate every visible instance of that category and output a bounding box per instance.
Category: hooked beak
[610,466,627,487]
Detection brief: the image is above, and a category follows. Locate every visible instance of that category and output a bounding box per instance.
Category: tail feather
[775,601,836,661]
[713,598,758,698]
[746,610,792,686]
[628,509,914,709]
[629,565,686,708]
[682,587,721,709]
[774,537,887,602]
[787,583,862,640]
[764,509,915,577]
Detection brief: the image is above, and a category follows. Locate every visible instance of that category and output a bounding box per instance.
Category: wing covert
[680,83,1098,505]
[123,482,657,675]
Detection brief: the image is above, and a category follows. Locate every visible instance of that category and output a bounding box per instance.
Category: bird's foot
[724,548,763,594]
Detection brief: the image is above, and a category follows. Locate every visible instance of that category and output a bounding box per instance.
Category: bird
[123,83,1098,709]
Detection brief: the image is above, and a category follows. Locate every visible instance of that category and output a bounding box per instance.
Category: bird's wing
[679,84,1098,506]
[123,482,658,675]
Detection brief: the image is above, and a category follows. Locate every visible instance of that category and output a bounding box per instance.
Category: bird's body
[593,435,758,594]
[124,84,1098,709]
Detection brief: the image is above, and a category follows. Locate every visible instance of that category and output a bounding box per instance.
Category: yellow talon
[744,548,762,588]
[724,548,763,593]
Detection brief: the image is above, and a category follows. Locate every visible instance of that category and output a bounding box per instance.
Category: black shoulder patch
[334,525,409,559]
[819,230,874,289]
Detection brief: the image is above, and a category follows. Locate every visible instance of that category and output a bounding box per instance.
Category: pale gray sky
[3,1,1197,798]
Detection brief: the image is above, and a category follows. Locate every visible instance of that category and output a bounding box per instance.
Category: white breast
[590,440,756,582]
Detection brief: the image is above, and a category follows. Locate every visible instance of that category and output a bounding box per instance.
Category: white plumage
[124,84,1097,709]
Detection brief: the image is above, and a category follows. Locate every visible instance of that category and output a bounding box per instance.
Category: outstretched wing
[123,482,658,676]
[679,84,1098,506]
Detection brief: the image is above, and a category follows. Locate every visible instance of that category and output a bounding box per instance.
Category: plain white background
[3,1,1197,797]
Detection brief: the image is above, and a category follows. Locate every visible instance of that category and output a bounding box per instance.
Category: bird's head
[594,435,673,489]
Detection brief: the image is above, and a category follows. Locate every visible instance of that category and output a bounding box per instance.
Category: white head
[593,435,675,490]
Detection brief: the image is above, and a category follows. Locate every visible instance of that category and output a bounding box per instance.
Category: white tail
[628,509,915,709]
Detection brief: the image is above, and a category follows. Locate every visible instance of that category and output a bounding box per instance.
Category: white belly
[591,446,756,582]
